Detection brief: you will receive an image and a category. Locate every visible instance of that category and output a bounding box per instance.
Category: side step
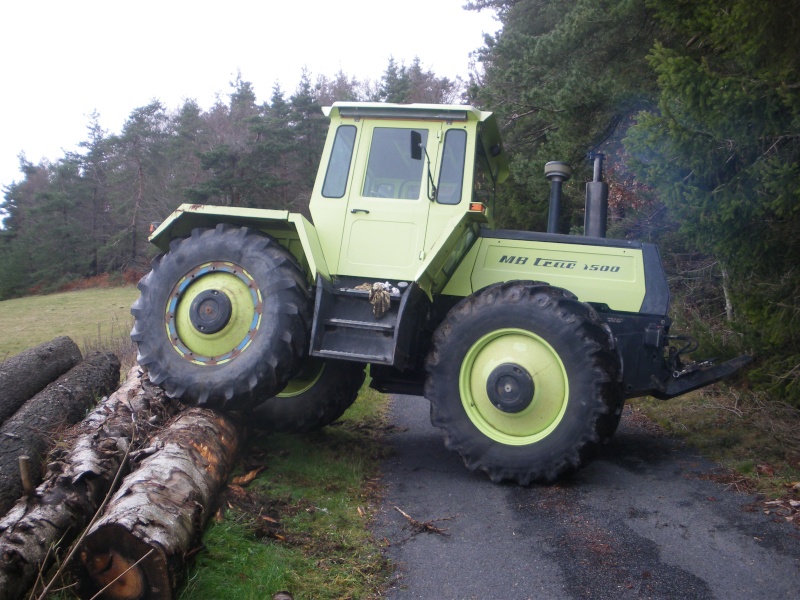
[309,276,424,369]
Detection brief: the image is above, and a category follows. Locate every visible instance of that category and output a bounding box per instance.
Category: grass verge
[179,385,393,600]
[630,385,800,503]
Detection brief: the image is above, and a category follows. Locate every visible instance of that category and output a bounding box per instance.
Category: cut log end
[83,549,145,600]
[75,409,240,600]
[78,524,169,600]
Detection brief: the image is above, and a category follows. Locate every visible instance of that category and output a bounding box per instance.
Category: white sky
[0,0,498,192]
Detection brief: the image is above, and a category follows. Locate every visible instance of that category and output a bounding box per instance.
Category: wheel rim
[166,262,263,365]
[277,360,326,397]
[459,328,569,445]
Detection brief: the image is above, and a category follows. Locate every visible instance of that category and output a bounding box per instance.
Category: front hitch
[650,354,753,400]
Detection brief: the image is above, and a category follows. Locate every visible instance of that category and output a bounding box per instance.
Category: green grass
[180,386,392,600]
[0,286,139,360]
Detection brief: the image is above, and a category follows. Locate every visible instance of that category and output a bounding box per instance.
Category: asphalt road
[374,395,800,599]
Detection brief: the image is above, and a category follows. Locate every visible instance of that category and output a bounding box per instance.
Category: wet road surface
[374,395,800,599]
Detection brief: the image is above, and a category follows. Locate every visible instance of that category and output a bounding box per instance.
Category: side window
[363,128,428,199]
[322,125,357,198]
[436,129,467,205]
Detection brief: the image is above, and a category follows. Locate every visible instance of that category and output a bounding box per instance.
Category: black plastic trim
[640,243,670,316]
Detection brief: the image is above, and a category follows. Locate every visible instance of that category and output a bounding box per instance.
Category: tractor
[131,102,750,484]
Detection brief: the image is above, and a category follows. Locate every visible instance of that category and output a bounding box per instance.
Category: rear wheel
[425,282,621,484]
[131,224,310,410]
[251,359,366,433]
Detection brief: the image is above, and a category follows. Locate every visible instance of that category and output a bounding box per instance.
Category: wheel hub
[486,363,535,413]
[167,262,263,365]
[189,289,232,334]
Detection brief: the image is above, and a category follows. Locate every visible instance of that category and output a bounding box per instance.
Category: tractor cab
[308,103,508,282]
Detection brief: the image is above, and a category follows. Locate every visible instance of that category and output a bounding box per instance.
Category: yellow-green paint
[460,328,569,444]
[149,103,509,291]
[170,269,260,363]
[442,238,648,313]
[309,103,507,281]
[149,205,329,282]
[277,359,326,397]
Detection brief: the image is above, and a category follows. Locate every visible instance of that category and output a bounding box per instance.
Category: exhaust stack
[584,153,608,238]
[544,161,572,234]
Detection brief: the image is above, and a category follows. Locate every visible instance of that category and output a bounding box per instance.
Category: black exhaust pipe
[544,161,572,234]
[584,153,608,238]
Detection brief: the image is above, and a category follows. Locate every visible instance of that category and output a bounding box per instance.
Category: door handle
[350,208,370,214]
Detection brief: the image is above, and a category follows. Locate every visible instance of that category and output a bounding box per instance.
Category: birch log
[0,352,120,516]
[0,367,180,600]
[76,408,241,600]
[0,336,82,426]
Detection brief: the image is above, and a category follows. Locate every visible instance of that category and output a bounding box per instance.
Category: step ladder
[309,275,422,369]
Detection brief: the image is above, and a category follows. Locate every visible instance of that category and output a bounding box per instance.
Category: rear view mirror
[410,130,422,160]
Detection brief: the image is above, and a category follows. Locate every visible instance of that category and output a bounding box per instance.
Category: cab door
[337,121,442,280]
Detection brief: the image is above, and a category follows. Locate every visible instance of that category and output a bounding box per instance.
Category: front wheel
[131,224,310,410]
[424,282,622,484]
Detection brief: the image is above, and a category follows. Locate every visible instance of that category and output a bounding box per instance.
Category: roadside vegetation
[631,389,800,502]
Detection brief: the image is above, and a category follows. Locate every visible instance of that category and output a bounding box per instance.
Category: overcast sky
[0,0,498,193]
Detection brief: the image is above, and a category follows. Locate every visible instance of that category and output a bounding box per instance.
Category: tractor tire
[424,281,622,484]
[131,224,310,411]
[250,359,366,433]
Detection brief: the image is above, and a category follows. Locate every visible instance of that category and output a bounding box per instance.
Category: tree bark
[76,408,241,600]
[0,336,82,426]
[0,352,120,517]
[0,367,180,600]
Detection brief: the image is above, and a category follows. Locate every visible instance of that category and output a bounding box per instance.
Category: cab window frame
[321,124,357,199]
[436,128,468,205]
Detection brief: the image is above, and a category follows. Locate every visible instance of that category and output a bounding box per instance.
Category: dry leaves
[231,467,265,486]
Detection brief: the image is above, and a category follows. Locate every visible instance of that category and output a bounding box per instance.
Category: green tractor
[131,102,749,484]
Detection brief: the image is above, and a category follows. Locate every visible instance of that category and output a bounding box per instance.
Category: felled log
[76,408,241,600]
[0,336,82,426]
[0,367,180,600]
[0,352,120,517]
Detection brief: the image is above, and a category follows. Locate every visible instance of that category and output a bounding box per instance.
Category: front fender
[149,204,329,282]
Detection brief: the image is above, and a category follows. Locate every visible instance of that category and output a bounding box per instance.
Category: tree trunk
[0,352,120,516]
[0,368,180,600]
[76,408,241,600]
[721,265,734,321]
[0,336,82,426]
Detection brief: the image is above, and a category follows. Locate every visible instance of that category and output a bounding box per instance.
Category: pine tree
[626,0,800,403]
[467,0,662,232]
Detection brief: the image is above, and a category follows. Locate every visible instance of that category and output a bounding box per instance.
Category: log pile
[0,351,121,515]
[76,408,241,599]
[0,341,245,600]
[0,367,181,600]
[0,336,82,426]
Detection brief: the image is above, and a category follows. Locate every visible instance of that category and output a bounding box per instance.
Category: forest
[1,0,798,407]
